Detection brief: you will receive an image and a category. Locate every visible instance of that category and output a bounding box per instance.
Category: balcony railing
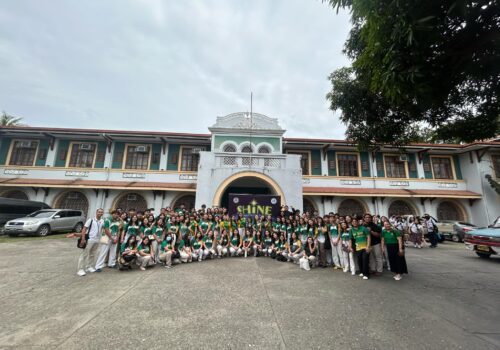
[214,152,288,169]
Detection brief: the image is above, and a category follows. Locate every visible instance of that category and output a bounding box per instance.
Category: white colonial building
[0,112,499,226]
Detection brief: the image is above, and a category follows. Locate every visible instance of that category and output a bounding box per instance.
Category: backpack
[77,219,92,249]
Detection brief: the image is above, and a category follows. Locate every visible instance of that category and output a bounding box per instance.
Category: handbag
[100,234,110,245]
[77,219,92,249]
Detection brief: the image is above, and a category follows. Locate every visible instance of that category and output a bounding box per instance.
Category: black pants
[356,249,370,276]
[428,232,438,247]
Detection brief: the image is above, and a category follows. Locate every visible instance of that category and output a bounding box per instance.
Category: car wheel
[451,234,460,242]
[476,252,491,259]
[73,222,83,233]
[37,224,51,237]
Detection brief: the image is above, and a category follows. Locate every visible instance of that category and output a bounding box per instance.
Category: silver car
[4,209,86,237]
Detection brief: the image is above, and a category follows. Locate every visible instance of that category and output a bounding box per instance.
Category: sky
[0,0,351,139]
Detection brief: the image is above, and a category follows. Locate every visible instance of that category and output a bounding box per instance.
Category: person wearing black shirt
[364,213,383,276]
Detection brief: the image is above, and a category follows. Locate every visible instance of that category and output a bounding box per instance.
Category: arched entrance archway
[114,192,148,212]
[54,191,89,216]
[337,199,366,217]
[212,172,285,209]
[388,200,417,217]
[0,189,28,200]
[437,201,466,221]
[172,194,196,211]
[303,198,317,215]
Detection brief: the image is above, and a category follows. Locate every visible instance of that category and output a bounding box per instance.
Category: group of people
[73,204,436,281]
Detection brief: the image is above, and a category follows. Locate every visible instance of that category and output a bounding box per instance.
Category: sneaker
[77,269,86,277]
[363,276,369,280]
[359,273,364,277]
[87,267,96,273]
[165,265,172,269]
[95,268,102,273]
[394,275,402,281]
[140,267,146,271]
[351,272,356,276]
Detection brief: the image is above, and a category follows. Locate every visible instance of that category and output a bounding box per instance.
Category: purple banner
[228,194,281,218]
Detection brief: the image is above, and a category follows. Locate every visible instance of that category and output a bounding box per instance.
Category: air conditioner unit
[134,146,148,152]
[399,155,409,162]
[191,147,206,154]
[79,143,92,150]
[127,194,137,201]
[19,141,35,148]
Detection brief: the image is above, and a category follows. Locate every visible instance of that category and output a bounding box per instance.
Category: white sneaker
[395,275,402,281]
[87,267,96,273]
[77,269,86,276]
[359,273,364,277]
[351,272,356,276]
[363,276,369,280]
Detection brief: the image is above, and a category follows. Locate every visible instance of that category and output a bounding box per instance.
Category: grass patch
[0,233,68,244]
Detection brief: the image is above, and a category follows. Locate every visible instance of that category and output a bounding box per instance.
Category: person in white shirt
[77,208,106,276]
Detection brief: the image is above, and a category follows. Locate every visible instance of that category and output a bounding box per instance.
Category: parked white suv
[4,209,86,237]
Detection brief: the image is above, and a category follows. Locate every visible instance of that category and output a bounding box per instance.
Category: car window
[493,217,500,228]
[68,211,81,217]
[27,210,57,218]
[55,211,67,218]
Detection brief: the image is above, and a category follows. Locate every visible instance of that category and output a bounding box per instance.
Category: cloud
[0,0,351,140]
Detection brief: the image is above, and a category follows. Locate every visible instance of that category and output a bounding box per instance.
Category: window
[431,157,454,179]
[258,145,271,154]
[9,140,38,166]
[384,155,407,178]
[68,143,96,168]
[337,154,359,177]
[180,147,199,172]
[125,145,150,170]
[223,144,236,152]
[289,151,310,175]
[241,145,253,153]
[492,155,500,178]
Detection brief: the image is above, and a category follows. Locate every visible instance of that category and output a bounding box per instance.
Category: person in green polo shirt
[136,236,155,271]
[349,217,371,280]
[263,230,273,257]
[203,231,216,259]
[191,232,204,262]
[286,232,303,264]
[95,210,121,271]
[159,232,177,268]
[381,221,408,281]
[216,229,230,258]
[339,222,355,275]
[229,229,242,257]
[122,215,140,244]
[242,230,253,258]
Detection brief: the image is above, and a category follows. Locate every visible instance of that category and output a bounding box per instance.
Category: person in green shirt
[203,231,216,259]
[329,218,342,270]
[136,236,155,271]
[263,230,273,257]
[118,235,137,270]
[381,221,408,280]
[252,230,263,257]
[229,229,242,257]
[286,232,303,264]
[178,236,192,263]
[242,230,253,258]
[159,232,177,268]
[216,229,230,258]
[339,222,355,275]
[95,210,121,271]
[152,219,166,263]
[349,218,371,279]
[191,232,204,262]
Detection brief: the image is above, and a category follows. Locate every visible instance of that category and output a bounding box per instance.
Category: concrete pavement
[0,238,499,349]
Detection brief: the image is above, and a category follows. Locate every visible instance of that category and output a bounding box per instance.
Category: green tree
[0,111,24,126]
[325,0,500,149]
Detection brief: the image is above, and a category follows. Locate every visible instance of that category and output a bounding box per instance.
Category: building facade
[0,112,499,226]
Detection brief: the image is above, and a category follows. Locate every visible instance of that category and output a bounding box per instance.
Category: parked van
[0,198,51,229]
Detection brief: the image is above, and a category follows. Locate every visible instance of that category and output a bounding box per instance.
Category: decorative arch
[171,194,196,211]
[257,142,273,154]
[303,197,318,215]
[337,198,367,217]
[212,171,286,207]
[220,141,238,153]
[388,199,418,217]
[113,192,148,212]
[0,189,28,200]
[53,190,89,216]
[238,141,255,153]
[437,200,467,221]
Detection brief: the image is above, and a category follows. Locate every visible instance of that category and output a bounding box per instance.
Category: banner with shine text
[228,194,281,218]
